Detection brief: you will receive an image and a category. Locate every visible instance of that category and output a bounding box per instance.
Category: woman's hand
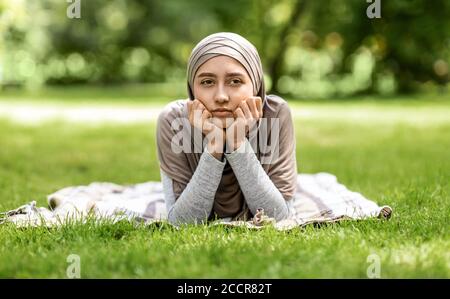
[226,96,263,151]
[187,99,225,160]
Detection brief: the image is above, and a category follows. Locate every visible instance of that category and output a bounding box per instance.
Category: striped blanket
[0,173,392,230]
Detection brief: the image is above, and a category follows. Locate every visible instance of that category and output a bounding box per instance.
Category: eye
[200,79,214,86]
[229,78,243,85]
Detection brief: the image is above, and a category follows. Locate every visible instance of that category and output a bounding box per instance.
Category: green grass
[0,92,449,278]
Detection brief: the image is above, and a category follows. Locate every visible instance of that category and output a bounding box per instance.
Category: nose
[214,84,229,104]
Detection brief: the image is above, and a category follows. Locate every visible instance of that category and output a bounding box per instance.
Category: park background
[0,0,449,278]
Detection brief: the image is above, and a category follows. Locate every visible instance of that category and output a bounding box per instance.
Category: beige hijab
[157,32,297,221]
[187,32,265,102]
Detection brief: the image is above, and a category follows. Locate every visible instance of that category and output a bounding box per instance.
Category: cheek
[192,85,203,100]
[230,86,254,107]
[193,87,214,108]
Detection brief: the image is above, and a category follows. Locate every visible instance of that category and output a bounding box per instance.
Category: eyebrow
[197,72,246,78]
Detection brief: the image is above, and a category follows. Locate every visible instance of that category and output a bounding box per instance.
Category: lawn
[0,90,449,278]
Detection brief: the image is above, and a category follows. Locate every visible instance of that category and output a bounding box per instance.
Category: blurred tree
[0,0,448,96]
[301,0,450,93]
[267,0,308,94]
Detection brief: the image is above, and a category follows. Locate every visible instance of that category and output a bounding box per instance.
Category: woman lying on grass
[157,32,297,225]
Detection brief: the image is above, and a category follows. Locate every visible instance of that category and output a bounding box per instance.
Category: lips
[212,109,233,117]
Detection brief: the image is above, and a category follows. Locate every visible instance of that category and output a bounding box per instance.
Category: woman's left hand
[226,96,263,151]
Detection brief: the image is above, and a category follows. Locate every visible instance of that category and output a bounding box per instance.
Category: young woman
[157,32,297,225]
[1,32,391,228]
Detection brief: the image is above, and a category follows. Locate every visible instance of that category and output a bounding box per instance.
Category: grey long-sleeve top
[162,138,290,225]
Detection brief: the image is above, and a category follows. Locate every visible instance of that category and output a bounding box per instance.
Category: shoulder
[265,94,289,106]
[263,94,292,119]
[157,99,189,126]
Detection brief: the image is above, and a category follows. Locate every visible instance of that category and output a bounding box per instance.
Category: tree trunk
[268,0,307,94]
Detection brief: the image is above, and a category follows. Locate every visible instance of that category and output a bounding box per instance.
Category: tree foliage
[0,0,449,97]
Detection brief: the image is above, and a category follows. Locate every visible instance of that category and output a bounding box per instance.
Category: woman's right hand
[187,99,225,159]
[187,99,211,134]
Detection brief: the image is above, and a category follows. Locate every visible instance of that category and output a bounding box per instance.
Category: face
[192,55,254,127]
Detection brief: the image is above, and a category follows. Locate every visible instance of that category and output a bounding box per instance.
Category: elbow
[167,208,209,226]
[167,213,180,226]
[167,208,186,226]
[253,195,291,222]
[167,209,189,226]
[266,202,290,222]
[274,206,289,222]
[252,205,289,222]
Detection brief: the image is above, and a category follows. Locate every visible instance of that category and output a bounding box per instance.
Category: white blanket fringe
[0,173,392,231]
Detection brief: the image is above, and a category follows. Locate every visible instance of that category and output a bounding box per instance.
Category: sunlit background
[1,0,449,99]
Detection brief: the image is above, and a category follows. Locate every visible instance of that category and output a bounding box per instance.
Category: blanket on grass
[0,173,392,231]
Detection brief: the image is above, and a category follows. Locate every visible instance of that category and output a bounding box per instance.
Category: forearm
[162,150,225,225]
[225,139,289,221]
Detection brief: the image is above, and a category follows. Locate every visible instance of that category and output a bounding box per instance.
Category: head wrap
[186,32,266,102]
